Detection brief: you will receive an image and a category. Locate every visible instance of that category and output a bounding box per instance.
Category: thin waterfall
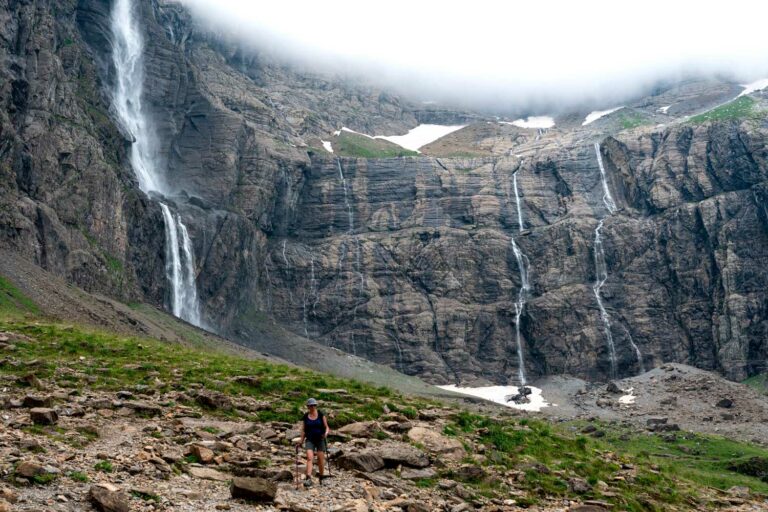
[160,204,201,325]
[592,143,643,377]
[110,0,202,326]
[510,171,530,385]
[592,219,617,379]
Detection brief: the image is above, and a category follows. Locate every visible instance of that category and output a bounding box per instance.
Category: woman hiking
[298,397,330,487]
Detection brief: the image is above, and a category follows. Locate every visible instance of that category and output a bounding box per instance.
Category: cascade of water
[110,0,202,326]
[592,219,617,379]
[110,0,163,194]
[513,172,524,232]
[160,204,201,325]
[594,142,617,214]
[592,143,644,377]
[511,236,530,385]
[335,159,365,354]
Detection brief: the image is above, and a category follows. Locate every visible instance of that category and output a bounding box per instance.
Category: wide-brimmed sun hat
[306,398,318,406]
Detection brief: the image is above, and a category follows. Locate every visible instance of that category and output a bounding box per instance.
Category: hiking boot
[303,477,312,488]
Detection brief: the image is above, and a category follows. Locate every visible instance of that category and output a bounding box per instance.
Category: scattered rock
[188,467,230,481]
[400,467,437,480]
[196,391,233,410]
[337,421,380,438]
[368,441,429,468]
[716,398,733,409]
[230,477,276,502]
[190,444,215,464]
[15,461,45,479]
[123,401,162,417]
[330,499,368,512]
[89,484,130,512]
[30,407,58,425]
[335,452,385,473]
[407,426,465,460]
[22,395,53,408]
[568,477,592,493]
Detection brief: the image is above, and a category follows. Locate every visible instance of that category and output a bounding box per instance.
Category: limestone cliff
[2,0,767,385]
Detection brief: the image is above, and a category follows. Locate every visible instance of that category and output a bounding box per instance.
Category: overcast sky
[180,0,768,113]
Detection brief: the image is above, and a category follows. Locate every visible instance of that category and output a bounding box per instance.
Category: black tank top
[303,411,324,441]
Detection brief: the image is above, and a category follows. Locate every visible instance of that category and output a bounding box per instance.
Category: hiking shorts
[304,438,327,452]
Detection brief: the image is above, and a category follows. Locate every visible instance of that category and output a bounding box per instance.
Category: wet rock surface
[2,0,768,389]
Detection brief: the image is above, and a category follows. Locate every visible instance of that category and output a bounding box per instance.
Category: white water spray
[592,143,643,377]
[110,0,163,194]
[160,204,201,325]
[110,0,202,326]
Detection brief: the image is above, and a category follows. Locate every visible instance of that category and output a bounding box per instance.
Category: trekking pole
[294,444,300,490]
[326,444,331,478]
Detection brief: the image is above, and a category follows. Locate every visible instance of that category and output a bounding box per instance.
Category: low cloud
[180,0,768,114]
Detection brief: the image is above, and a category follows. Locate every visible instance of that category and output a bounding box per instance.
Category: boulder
[123,401,162,417]
[716,398,733,409]
[190,444,215,464]
[330,499,368,512]
[188,467,230,481]
[22,395,53,408]
[15,461,45,479]
[89,484,130,512]
[196,391,233,410]
[401,467,437,480]
[605,382,622,394]
[568,477,592,493]
[230,477,277,502]
[337,421,380,438]
[335,452,385,473]
[368,441,429,468]
[407,426,465,460]
[30,407,58,425]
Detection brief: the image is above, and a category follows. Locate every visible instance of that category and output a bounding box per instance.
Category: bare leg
[305,449,314,478]
[318,450,325,477]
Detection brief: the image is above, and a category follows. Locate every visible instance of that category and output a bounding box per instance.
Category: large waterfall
[110,0,203,326]
[510,171,530,385]
[592,143,644,377]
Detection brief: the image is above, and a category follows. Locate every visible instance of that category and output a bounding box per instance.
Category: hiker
[298,397,330,487]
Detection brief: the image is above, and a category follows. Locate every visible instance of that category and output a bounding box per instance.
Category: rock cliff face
[2,0,767,384]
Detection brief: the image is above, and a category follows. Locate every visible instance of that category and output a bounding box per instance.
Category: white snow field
[321,140,333,153]
[582,106,623,126]
[501,116,555,129]
[332,124,466,152]
[375,124,466,151]
[438,384,553,412]
[738,78,768,97]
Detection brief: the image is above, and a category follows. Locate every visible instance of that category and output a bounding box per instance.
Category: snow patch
[437,384,553,412]
[321,140,333,153]
[658,105,672,114]
[738,78,768,97]
[582,107,623,126]
[375,124,466,152]
[333,124,465,152]
[501,116,555,129]
[618,387,636,405]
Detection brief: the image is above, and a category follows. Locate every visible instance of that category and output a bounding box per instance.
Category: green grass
[332,132,418,158]
[0,276,40,317]
[618,111,650,130]
[94,461,114,473]
[3,281,768,508]
[68,471,89,482]
[744,373,768,396]
[689,96,760,124]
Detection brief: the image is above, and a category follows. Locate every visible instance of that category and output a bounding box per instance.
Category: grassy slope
[2,274,768,510]
[333,131,418,158]
[689,96,760,124]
